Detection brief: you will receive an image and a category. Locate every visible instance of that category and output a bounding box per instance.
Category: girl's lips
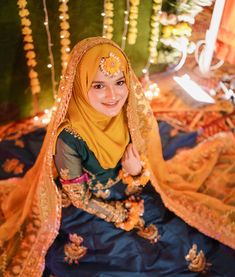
[102,101,119,106]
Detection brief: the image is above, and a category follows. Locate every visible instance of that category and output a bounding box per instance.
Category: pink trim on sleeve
[60,173,89,185]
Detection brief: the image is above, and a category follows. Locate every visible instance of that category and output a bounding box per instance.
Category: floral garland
[121,2,130,50]
[148,0,162,64]
[127,0,140,45]
[102,0,114,40]
[158,0,213,65]
[118,155,150,196]
[17,0,40,96]
[59,0,71,75]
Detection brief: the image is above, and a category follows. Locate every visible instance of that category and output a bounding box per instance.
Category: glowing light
[142,68,148,74]
[47,64,52,68]
[34,116,39,121]
[173,74,215,104]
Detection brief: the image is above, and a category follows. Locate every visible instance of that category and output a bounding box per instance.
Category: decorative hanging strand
[42,0,57,99]
[127,0,140,45]
[142,0,162,76]
[102,0,114,39]
[121,0,130,50]
[17,0,41,113]
[59,0,71,76]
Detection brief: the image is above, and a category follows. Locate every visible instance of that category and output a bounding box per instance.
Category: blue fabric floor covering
[0,121,198,180]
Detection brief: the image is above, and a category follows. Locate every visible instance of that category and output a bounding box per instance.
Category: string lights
[102,0,114,39]
[127,0,140,45]
[121,2,130,50]
[59,0,71,76]
[42,0,57,99]
[17,0,41,111]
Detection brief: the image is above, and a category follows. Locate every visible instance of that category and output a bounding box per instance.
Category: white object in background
[173,74,215,104]
[197,0,226,74]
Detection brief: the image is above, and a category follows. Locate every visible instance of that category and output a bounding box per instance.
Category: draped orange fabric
[0,37,235,276]
[215,0,235,64]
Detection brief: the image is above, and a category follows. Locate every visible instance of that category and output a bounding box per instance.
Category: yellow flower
[60,30,70,38]
[19,9,29,17]
[130,0,140,5]
[105,3,113,10]
[29,69,38,78]
[21,18,31,26]
[60,38,71,46]
[106,33,113,40]
[27,59,37,67]
[100,52,121,77]
[60,21,70,30]
[61,53,70,61]
[17,0,27,9]
[24,43,34,50]
[105,10,113,17]
[30,78,39,86]
[26,51,36,59]
[23,35,33,42]
[104,18,113,25]
[59,3,68,13]
[22,26,32,35]
[31,85,40,94]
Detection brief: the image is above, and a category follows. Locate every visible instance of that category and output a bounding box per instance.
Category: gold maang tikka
[99,52,122,77]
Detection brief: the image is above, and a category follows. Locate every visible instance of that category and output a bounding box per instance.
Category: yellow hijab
[58,44,130,169]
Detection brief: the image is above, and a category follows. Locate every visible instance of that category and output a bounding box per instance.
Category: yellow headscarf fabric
[58,44,130,169]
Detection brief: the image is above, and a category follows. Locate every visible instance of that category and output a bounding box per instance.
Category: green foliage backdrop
[0,0,167,124]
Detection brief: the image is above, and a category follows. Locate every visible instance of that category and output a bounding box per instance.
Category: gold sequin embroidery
[185,244,211,273]
[64,234,87,264]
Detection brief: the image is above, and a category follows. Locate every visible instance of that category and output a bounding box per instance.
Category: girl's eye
[116,80,125,86]
[93,84,104,89]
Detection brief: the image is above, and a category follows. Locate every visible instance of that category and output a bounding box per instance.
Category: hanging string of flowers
[142,0,162,75]
[121,1,130,50]
[148,0,162,64]
[59,0,71,75]
[102,0,114,40]
[127,0,140,45]
[17,0,41,97]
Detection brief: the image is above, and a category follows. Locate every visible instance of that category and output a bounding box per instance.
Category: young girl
[1,37,235,276]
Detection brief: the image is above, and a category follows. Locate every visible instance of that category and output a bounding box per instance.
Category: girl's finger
[132,144,140,159]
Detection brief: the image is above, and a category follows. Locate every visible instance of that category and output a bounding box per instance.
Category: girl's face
[88,69,128,117]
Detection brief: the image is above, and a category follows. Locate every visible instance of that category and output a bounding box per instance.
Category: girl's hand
[121,143,142,176]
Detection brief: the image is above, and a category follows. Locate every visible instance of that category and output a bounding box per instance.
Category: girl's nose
[106,86,116,99]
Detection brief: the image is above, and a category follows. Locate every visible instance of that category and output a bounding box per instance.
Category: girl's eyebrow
[91,80,104,84]
[92,76,125,84]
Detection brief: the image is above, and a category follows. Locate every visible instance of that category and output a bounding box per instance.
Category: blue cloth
[45,183,235,277]
[44,130,235,277]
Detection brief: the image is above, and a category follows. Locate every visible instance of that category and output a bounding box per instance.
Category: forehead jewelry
[99,52,123,77]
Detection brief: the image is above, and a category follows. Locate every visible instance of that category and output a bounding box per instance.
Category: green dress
[45,128,235,277]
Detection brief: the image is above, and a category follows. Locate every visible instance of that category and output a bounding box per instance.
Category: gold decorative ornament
[99,52,122,77]
[64,234,87,264]
[185,244,212,273]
